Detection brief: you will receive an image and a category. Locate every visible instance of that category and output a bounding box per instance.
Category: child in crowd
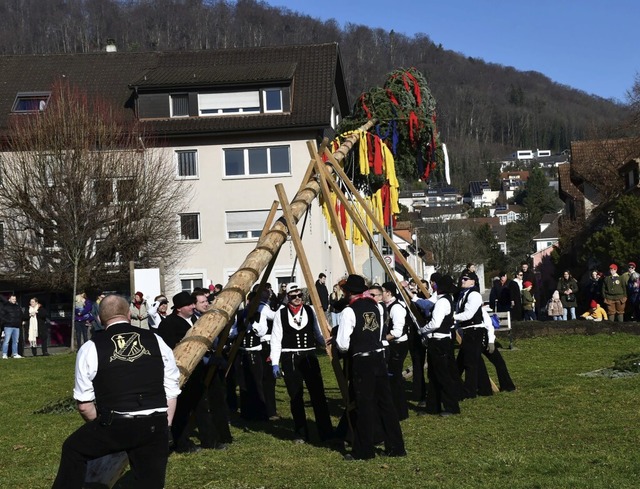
[546,290,564,320]
[522,281,536,320]
[581,300,608,321]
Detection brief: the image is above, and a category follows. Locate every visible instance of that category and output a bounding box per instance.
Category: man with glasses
[270,283,333,443]
[454,274,493,399]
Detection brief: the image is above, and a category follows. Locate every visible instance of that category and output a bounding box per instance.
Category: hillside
[0,0,630,187]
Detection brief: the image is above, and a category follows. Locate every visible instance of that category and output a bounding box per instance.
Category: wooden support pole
[315,161,424,324]
[307,141,355,275]
[275,182,350,404]
[85,119,376,487]
[323,148,431,300]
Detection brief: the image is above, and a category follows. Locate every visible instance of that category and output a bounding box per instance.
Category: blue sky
[269,0,639,102]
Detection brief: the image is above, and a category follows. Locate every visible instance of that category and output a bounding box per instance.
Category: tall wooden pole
[169,119,376,386]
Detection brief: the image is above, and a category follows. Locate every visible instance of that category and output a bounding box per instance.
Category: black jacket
[0,296,23,328]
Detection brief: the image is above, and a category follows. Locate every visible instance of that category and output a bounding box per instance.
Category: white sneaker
[12,354,23,359]
[2,354,7,359]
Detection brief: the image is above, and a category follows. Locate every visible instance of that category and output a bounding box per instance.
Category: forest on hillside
[0,0,632,188]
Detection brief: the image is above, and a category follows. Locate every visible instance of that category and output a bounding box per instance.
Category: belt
[110,411,167,420]
[428,335,451,341]
[461,325,484,330]
[354,348,384,358]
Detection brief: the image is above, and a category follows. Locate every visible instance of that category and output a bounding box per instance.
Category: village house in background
[0,43,354,302]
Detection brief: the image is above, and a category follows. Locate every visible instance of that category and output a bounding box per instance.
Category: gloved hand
[417,326,430,347]
[487,342,495,354]
[272,365,281,379]
[168,427,174,450]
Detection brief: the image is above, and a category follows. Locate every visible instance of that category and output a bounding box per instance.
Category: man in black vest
[381,281,409,420]
[191,290,233,450]
[455,274,493,399]
[52,295,180,488]
[270,283,333,443]
[230,290,269,421]
[417,274,462,415]
[336,274,406,460]
[157,291,201,453]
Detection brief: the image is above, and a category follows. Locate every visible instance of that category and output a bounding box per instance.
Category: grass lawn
[0,333,638,488]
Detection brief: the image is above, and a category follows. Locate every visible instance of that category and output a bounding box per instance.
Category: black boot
[31,347,37,357]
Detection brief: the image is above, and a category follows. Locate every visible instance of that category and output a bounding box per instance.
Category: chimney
[105,39,117,53]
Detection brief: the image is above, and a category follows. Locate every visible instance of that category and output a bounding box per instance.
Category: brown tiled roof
[131,62,297,88]
[569,138,640,195]
[558,162,583,201]
[0,43,348,138]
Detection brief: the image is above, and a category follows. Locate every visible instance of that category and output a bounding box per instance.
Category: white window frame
[179,213,201,241]
[198,91,261,116]
[175,149,199,179]
[263,88,283,113]
[93,177,135,205]
[179,271,205,293]
[12,92,50,113]
[225,209,278,241]
[222,145,291,179]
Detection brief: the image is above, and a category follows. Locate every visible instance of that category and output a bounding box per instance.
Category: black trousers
[481,345,516,392]
[281,351,333,441]
[237,350,268,421]
[425,338,461,414]
[351,352,405,459]
[195,365,232,447]
[457,327,488,399]
[52,413,169,489]
[387,341,409,420]
[260,342,278,417]
[172,363,206,450]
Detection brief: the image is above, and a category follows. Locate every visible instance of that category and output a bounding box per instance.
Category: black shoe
[343,454,355,461]
[174,442,202,454]
[42,353,51,356]
[380,448,407,457]
[440,411,458,417]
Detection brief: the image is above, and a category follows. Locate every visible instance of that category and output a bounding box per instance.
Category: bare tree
[0,81,190,348]
[418,217,483,276]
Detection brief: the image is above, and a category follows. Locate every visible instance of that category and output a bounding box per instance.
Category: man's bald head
[99,295,131,326]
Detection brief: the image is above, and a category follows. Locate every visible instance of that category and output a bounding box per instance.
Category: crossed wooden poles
[86,119,431,485]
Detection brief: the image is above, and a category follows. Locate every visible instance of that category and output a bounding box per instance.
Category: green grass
[1,334,639,488]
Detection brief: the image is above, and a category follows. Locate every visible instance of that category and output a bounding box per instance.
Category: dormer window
[198,91,260,116]
[171,94,189,117]
[263,88,283,112]
[12,92,50,113]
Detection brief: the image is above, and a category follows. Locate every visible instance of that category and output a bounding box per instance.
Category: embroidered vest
[92,323,166,413]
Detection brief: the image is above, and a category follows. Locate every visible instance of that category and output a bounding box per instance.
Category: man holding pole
[335,274,406,460]
[270,283,333,443]
[52,295,180,488]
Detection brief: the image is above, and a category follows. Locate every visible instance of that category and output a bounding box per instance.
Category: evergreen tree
[583,194,640,265]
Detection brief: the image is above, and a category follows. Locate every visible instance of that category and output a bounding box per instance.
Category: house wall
[159,132,349,297]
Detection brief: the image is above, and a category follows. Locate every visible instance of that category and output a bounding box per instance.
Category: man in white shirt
[52,295,180,488]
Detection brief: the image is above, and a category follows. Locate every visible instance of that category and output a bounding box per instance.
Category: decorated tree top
[337,67,442,183]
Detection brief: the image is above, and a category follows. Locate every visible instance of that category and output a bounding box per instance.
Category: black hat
[435,275,457,295]
[341,274,368,294]
[381,281,398,296]
[172,291,195,309]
